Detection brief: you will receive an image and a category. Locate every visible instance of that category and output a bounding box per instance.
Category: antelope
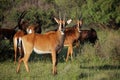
[16,16,67,75]
[13,25,37,64]
[13,11,30,63]
[51,19,82,62]
[64,19,82,62]
[79,28,98,45]
[13,14,42,63]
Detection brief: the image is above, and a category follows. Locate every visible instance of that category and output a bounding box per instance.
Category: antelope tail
[17,37,24,59]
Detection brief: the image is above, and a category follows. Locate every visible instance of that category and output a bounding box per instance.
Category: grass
[0,56,119,80]
[0,29,120,80]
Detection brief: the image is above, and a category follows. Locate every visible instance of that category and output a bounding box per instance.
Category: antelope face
[54,18,66,35]
[59,20,66,35]
[77,20,82,32]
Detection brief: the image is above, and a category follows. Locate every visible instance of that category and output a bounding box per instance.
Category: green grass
[0,29,120,80]
[0,56,119,80]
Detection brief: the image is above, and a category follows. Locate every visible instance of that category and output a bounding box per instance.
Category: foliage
[1,0,120,29]
[81,0,120,25]
[0,40,13,61]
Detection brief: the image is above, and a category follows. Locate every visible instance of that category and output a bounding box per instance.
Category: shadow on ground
[80,64,120,70]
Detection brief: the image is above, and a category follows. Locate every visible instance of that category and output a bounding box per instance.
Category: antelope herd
[0,11,98,75]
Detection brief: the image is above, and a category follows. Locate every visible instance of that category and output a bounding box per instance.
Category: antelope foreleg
[66,45,73,62]
[66,46,71,62]
[51,51,57,75]
[70,46,73,60]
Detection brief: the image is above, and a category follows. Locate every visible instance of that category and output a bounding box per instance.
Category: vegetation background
[0,0,120,80]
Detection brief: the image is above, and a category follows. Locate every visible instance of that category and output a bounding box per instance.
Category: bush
[95,30,120,64]
[0,40,14,62]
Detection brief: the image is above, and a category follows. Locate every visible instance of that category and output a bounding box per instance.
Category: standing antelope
[13,24,41,63]
[13,11,30,64]
[16,17,67,75]
[64,19,82,62]
[13,14,42,63]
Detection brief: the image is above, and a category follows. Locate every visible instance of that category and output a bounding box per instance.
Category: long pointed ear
[54,17,59,24]
[67,19,72,24]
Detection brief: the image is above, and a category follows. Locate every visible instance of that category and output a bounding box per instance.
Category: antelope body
[79,28,98,45]
[13,24,41,63]
[13,14,42,63]
[13,11,29,63]
[16,17,66,75]
[64,20,82,61]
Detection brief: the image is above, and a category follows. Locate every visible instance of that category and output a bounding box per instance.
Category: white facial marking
[78,29,81,32]
[59,24,64,35]
[60,31,64,35]
[77,27,81,33]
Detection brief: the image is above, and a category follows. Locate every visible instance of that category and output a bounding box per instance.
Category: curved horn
[59,11,61,21]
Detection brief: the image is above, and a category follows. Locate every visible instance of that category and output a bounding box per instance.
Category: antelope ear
[54,17,59,24]
[67,19,72,24]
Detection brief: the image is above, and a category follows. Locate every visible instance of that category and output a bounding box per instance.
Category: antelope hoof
[53,71,57,75]
[65,59,68,62]
[16,70,19,73]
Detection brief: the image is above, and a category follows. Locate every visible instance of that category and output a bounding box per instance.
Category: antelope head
[26,25,35,34]
[76,19,82,33]
[14,11,29,32]
[54,17,66,35]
